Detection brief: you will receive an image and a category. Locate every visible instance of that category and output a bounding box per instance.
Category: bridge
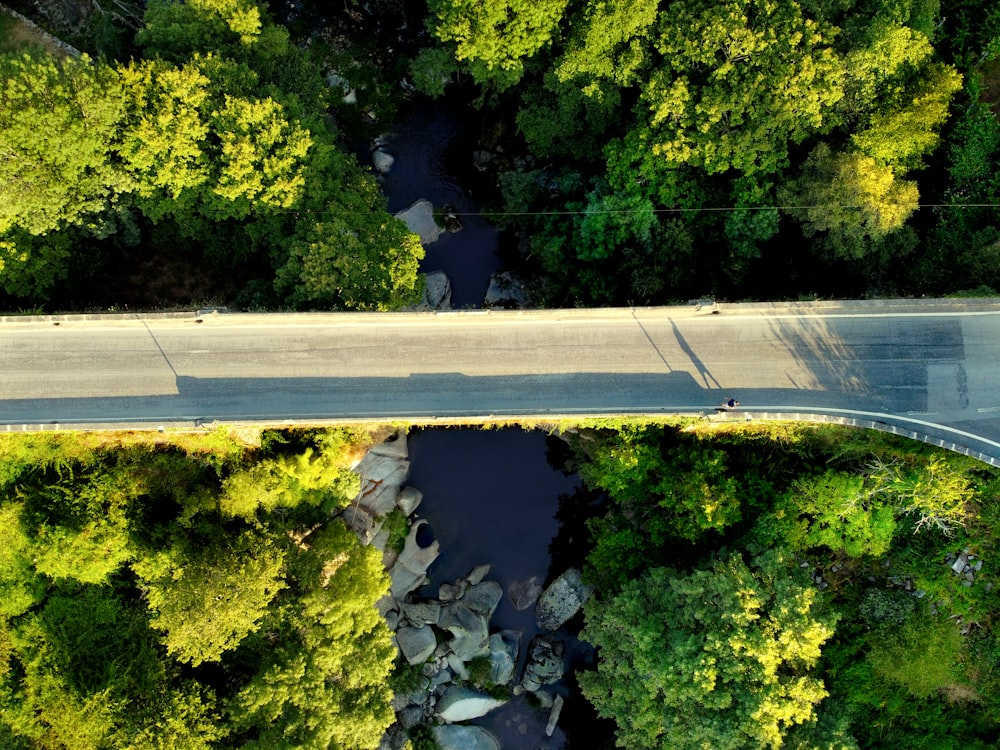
[2,298,1000,465]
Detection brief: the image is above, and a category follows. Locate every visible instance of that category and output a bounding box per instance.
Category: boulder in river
[462,581,503,619]
[396,624,437,665]
[439,600,490,661]
[483,271,530,309]
[435,685,507,722]
[488,630,521,686]
[521,636,565,692]
[389,520,439,598]
[432,725,500,750]
[396,486,423,516]
[508,576,543,611]
[536,568,591,631]
[394,199,443,245]
[372,148,395,173]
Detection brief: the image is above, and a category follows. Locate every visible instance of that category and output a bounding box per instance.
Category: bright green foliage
[0,53,126,237]
[779,143,919,258]
[231,522,395,749]
[0,52,127,297]
[516,74,622,159]
[867,612,963,698]
[774,471,898,557]
[427,0,570,90]
[840,23,934,118]
[134,531,287,665]
[121,685,228,750]
[22,467,138,585]
[582,430,744,591]
[119,59,212,205]
[580,550,837,750]
[850,63,962,170]
[136,0,263,62]
[0,504,45,619]
[220,442,361,518]
[867,455,974,536]
[643,0,844,176]
[554,0,659,89]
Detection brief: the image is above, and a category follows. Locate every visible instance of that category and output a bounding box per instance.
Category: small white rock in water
[372,148,395,173]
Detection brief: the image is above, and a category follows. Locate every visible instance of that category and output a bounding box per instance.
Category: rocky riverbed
[341,431,593,749]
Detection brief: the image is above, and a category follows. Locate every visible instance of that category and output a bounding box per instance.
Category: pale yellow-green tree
[580,550,839,750]
[133,531,287,666]
[779,143,919,258]
[230,522,395,749]
[427,0,570,90]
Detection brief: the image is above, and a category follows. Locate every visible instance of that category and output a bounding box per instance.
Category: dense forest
[2,1,1000,748]
[0,423,997,749]
[0,0,998,309]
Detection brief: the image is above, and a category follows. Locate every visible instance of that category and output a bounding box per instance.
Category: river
[380,96,505,308]
[407,428,615,750]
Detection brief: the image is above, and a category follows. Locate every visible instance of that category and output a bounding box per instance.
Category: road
[2,299,1000,462]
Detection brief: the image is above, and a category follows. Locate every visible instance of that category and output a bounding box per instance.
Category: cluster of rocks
[946,548,987,588]
[344,434,592,750]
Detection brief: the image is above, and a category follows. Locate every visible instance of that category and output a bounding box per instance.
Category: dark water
[407,428,615,749]
[379,99,502,307]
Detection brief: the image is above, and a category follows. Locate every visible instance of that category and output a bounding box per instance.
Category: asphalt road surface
[3,299,1000,461]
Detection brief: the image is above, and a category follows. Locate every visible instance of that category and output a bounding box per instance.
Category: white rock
[395,199,443,245]
[432,725,500,750]
[397,625,437,665]
[435,685,507,722]
[373,148,395,173]
[396,486,423,515]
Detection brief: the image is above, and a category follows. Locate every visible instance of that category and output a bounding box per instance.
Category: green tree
[867,611,963,698]
[0,52,128,297]
[641,0,844,176]
[553,0,660,89]
[580,550,839,750]
[779,143,919,258]
[426,0,570,90]
[134,531,287,665]
[231,522,395,749]
[136,0,264,62]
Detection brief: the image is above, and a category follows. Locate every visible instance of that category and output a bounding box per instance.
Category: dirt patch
[0,5,75,57]
[979,57,1000,116]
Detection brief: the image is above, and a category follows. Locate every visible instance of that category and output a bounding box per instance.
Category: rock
[483,271,530,309]
[436,685,507,722]
[536,568,591,631]
[488,630,521,686]
[325,73,356,104]
[431,668,453,687]
[446,652,470,680]
[508,576,543,611]
[545,694,565,737]
[388,563,426,599]
[521,636,565,692]
[394,199,443,245]
[396,486,423,516]
[399,601,442,626]
[354,448,410,516]
[438,580,466,601]
[370,433,409,460]
[463,581,503,619]
[439,601,490,661]
[340,505,381,545]
[432,725,501,750]
[384,608,400,631]
[534,690,554,709]
[472,150,496,172]
[417,270,452,311]
[397,625,437,665]
[397,705,424,731]
[396,520,439,571]
[441,204,463,233]
[465,563,491,586]
[373,148,395,173]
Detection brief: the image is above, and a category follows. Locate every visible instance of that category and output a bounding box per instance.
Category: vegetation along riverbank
[0,420,997,748]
